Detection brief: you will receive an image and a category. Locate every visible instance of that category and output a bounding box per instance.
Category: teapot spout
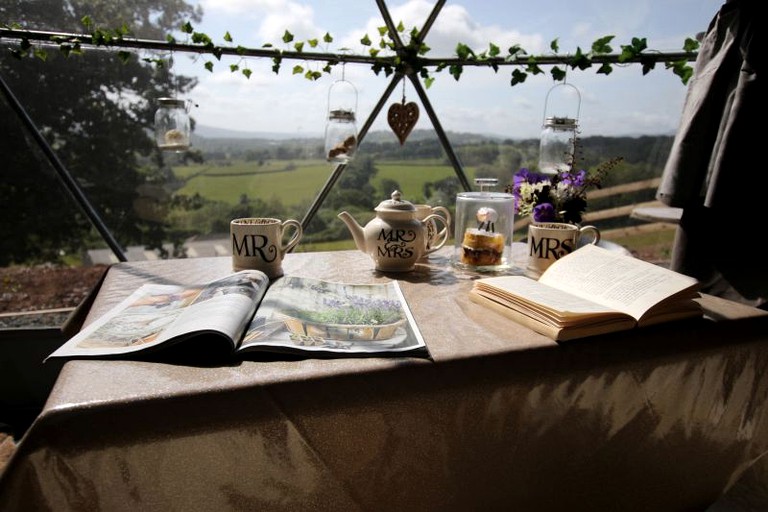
[337,211,366,253]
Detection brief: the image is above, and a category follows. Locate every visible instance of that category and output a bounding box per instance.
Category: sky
[168,0,724,139]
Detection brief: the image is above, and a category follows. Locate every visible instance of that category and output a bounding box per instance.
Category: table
[2,247,768,511]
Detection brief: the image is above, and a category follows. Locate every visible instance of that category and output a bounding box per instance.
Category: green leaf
[230,64,239,72]
[510,68,527,86]
[236,45,247,55]
[551,66,566,81]
[165,34,176,44]
[292,64,304,74]
[282,30,294,43]
[81,15,93,29]
[294,41,304,52]
[204,61,213,72]
[308,38,318,48]
[33,47,48,61]
[596,62,613,75]
[117,50,131,63]
[525,57,543,75]
[424,77,435,89]
[396,21,405,32]
[272,56,282,74]
[191,32,212,45]
[378,26,388,36]
[181,21,193,34]
[360,34,372,46]
[618,45,634,63]
[242,68,252,79]
[369,48,380,57]
[224,31,233,42]
[631,37,648,52]
[591,35,614,54]
[683,37,699,53]
[323,32,333,43]
[489,43,500,57]
[550,38,559,53]
[455,43,474,60]
[571,47,591,70]
[672,61,694,85]
[449,64,463,81]
[640,55,656,74]
[507,44,525,58]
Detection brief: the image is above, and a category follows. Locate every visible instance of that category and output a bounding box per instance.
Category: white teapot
[338,190,448,272]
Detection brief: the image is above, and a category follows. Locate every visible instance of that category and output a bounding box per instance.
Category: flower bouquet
[507,157,623,224]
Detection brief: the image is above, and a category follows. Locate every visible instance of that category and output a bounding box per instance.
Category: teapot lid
[375,190,415,212]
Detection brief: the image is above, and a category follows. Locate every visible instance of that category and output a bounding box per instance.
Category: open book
[46,272,428,362]
[469,244,702,341]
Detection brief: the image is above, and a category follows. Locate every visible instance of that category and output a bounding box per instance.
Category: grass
[173,159,476,207]
[174,160,333,206]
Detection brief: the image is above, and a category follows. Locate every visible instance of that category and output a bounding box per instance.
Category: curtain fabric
[657,0,764,308]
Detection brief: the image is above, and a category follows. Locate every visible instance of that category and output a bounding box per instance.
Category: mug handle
[431,206,452,243]
[578,225,601,246]
[423,213,449,254]
[280,219,303,255]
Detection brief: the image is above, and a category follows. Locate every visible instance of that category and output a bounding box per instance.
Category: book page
[240,276,428,356]
[539,244,699,321]
[474,276,621,319]
[46,270,269,360]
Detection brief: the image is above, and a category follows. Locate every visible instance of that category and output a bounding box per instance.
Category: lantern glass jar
[538,116,577,175]
[325,109,357,164]
[155,98,190,152]
[324,78,358,165]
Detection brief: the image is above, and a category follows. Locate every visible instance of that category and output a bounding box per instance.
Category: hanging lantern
[155,97,191,152]
[538,83,581,175]
[324,74,358,165]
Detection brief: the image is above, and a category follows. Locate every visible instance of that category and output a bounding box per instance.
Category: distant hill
[194,124,322,140]
[192,126,507,146]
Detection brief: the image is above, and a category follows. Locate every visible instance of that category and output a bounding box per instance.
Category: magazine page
[239,276,429,357]
[46,271,269,360]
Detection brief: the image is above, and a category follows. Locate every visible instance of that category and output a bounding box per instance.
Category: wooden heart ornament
[387,101,419,145]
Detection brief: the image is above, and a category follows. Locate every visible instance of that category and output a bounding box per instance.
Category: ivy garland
[1,15,700,88]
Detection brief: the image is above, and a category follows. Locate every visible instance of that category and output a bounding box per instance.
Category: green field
[173,159,476,206]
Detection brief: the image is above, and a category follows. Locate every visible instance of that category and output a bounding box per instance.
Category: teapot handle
[423,213,450,254]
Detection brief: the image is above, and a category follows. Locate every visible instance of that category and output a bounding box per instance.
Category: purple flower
[559,169,587,188]
[512,168,550,210]
[532,203,556,223]
[514,168,549,188]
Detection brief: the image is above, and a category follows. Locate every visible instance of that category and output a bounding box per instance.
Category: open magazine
[46,271,429,362]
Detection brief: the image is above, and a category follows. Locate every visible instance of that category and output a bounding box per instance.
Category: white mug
[413,204,451,257]
[230,217,303,278]
[526,222,600,277]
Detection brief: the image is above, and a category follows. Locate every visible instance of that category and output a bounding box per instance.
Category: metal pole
[0,72,128,262]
